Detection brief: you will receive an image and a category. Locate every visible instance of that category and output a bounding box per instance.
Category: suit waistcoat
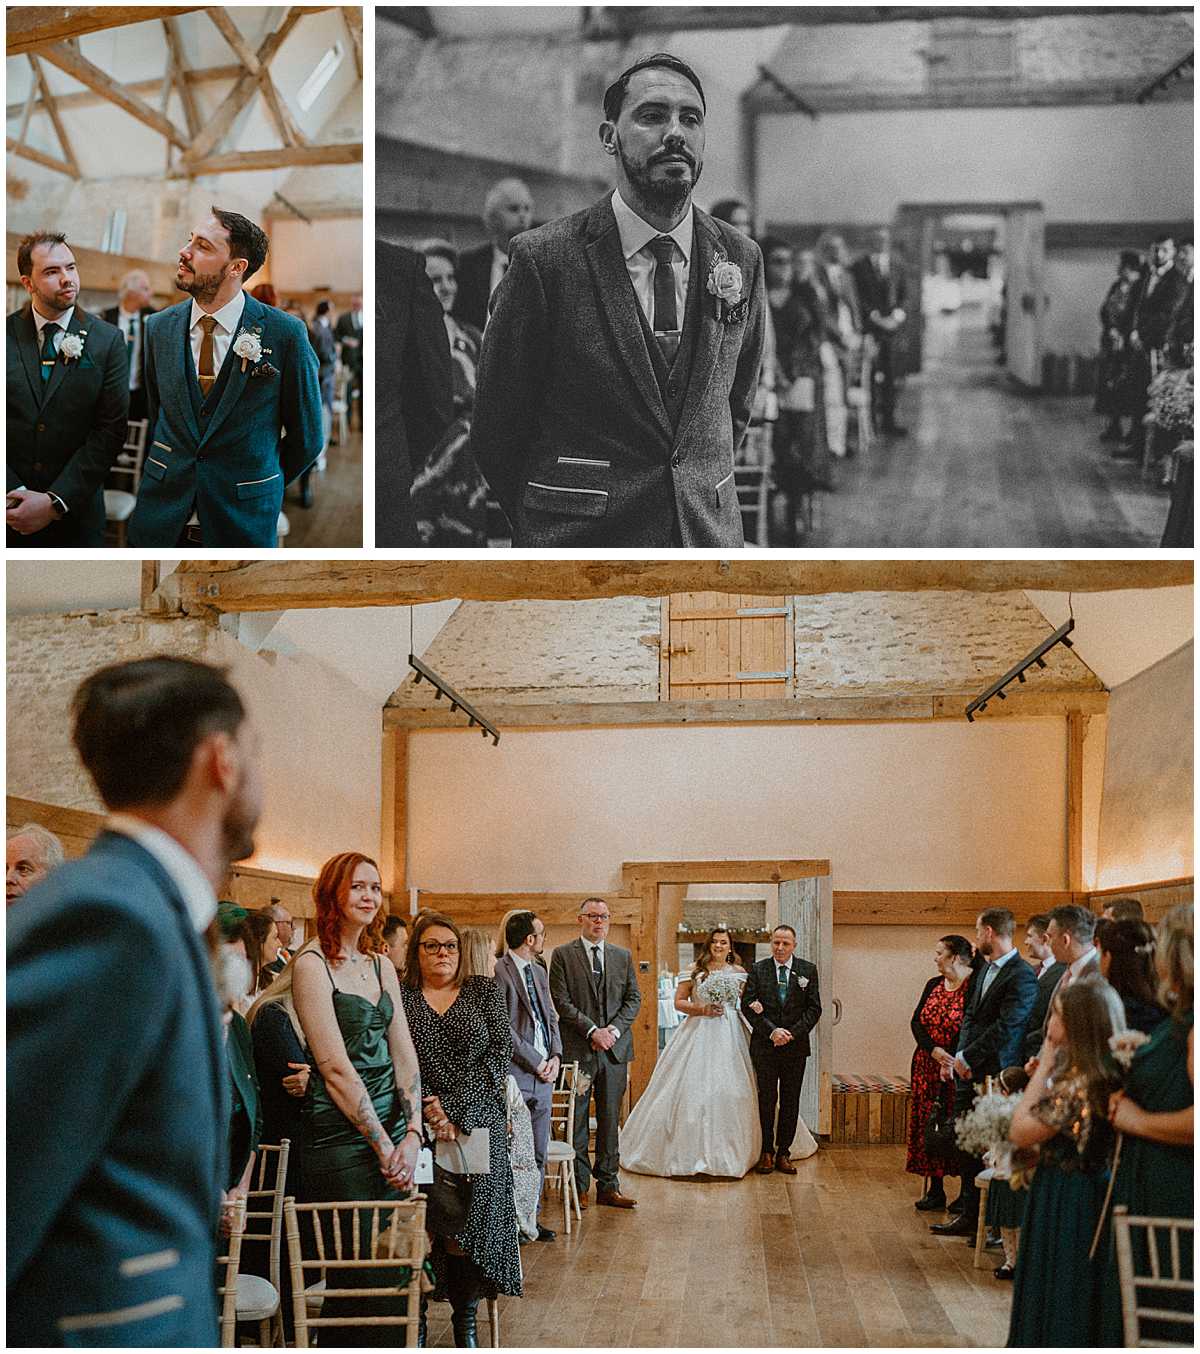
[633,251,704,429]
[183,324,239,424]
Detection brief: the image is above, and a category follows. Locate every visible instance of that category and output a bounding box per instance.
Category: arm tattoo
[352,1088,387,1149]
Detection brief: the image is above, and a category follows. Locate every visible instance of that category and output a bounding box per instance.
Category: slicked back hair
[602,51,706,123]
[211,206,269,280]
[17,230,68,279]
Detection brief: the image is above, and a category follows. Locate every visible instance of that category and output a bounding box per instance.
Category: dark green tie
[40,322,60,382]
[777,965,789,1005]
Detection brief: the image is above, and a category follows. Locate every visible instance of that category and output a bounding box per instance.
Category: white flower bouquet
[1108,1029,1151,1068]
[697,971,744,1007]
[954,1089,1018,1158]
[1148,366,1194,431]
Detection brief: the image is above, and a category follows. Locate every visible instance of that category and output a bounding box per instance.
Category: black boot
[915,1178,947,1211]
[446,1253,481,1348]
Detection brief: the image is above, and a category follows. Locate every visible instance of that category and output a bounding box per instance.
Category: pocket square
[721,297,749,325]
[797,976,809,988]
[249,362,279,379]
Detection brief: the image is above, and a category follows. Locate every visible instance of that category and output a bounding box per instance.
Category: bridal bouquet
[1148,366,1194,432]
[697,972,743,1007]
[954,1088,1037,1186]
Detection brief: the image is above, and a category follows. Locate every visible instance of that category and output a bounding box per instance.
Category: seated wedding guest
[292,852,423,1345]
[382,914,409,975]
[8,655,260,1344]
[6,822,64,905]
[906,935,976,1212]
[1098,902,1193,1346]
[494,910,561,1240]
[1096,917,1167,1033]
[402,912,522,1345]
[217,906,262,1236]
[452,179,535,332]
[1006,977,1125,1346]
[1022,913,1067,1061]
[101,268,156,422]
[1101,895,1144,922]
[411,243,489,546]
[1095,251,1143,445]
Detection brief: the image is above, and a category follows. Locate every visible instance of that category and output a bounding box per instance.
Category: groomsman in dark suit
[931,908,1037,1238]
[548,898,642,1208]
[1021,913,1067,1061]
[852,226,909,435]
[451,179,534,333]
[741,925,822,1174]
[7,231,128,546]
[101,269,157,422]
[8,656,264,1346]
[495,910,562,1240]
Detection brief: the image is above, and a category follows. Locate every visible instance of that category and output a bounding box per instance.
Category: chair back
[216,1196,248,1348]
[242,1139,290,1294]
[284,1197,428,1349]
[1113,1205,1195,1347]
[550,1060,579,1145]
[113,419,150,489]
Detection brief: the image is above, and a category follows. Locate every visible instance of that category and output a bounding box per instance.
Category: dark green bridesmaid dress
[1097,1010,1194,1346]
[303,957,410,1346]
[1006,1073,1117,1347]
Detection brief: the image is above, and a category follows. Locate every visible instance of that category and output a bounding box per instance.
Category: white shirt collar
[775,957,792,972]
[584,938,605,956]
[33,305,73,334]
[1038,954,1056,976]
[189,290,246,336]
[1068,946,1097,977]
[988,946,1019,971]
[510,949,531,973]
[105,813,217,933]
[611,188,693,266]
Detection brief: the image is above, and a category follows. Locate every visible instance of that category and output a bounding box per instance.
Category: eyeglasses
[420,940,459,955]
[582,913,610,922]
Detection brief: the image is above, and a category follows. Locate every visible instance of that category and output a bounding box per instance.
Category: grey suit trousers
[573,1058,627,1195]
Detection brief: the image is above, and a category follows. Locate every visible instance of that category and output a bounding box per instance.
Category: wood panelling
[831,889,1076,926]
[664,593,793,701]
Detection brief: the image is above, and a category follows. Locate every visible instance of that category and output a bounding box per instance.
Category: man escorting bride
[620,926,818,1179]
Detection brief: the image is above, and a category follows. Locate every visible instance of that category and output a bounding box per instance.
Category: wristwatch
[46,493,67,518]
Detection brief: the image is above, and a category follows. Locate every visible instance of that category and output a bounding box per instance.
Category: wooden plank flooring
[424,1146,1012,1348]
[281,430,363,547]
[803,309,1169,548]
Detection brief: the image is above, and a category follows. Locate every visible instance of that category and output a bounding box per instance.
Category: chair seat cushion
[236,1273,279,1321]
[104,490,137,521]
[304,1278,326,1311]
[546,1142,575,1161]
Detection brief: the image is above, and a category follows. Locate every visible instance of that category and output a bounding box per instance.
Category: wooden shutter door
[660,593,793,700]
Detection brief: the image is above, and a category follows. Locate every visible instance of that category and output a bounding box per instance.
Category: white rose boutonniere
[233,330,263,372]
[707,258,743,304]
[797,975,809,989]
[58,332,85,363]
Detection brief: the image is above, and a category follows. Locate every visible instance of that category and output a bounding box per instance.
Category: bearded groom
[128,207,323,547]
[471,52,765,547]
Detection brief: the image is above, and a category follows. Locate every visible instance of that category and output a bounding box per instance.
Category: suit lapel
[199,293,258,448]
[583,199,674,442]
[506,955,536,1021]
[40,306,87,411]
[14,304,42,405]
[672,212,727,448]
[171,302,204,441]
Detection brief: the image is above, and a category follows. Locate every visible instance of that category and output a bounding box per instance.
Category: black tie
[40,322,60,382]
[649,236,680,362]
[523,965,550,1051]
[591,945,606,1022]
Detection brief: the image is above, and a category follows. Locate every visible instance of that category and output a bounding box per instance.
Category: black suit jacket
[1132,265,1189,350]
[7,303,128,546]
[333,309,363,373]
[547,938,642,1073]
[451,242,497,333]
[851,255,908,337]
[741,955,822,1059]
[957,952,1038,1078]
[1021,960,1067,1061]
[375,241,453,546]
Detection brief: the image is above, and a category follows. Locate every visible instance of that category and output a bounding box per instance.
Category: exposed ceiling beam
[342,6,363,79]
[5,133,75,176]
[28,53,81,177]
[6,6,207,56]
[178,142,361,176]
[7,66,243,119]
[256,74,309,150]
[162,18,202,139]
[204,7,261,74]
[37,40,188,148]
[377,7,435,38]
[161,561,1192,615]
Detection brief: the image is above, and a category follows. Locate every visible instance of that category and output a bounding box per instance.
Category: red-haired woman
[291,851,423,1344]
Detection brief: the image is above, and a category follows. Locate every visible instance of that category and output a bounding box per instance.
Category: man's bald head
[7,824,65,904]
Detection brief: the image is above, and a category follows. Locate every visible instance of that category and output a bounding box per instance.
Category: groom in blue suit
[128,207,323,546]
[7,656,264,1346]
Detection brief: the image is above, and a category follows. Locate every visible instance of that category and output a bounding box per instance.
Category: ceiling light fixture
[408,654,500,746]
[965,619,1075,723]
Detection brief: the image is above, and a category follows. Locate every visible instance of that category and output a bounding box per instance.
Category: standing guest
[1121,233,1188,462]
[799,247,851,461]
[382,914,409,975]
[709,198,752,235]
[549,898,643,1207]
[242,909,282,995]
[1098,902,1193,1346]
[1095,252,1143,444]
[906,935,976,1211]
[1101,896,1144,922]
[128,208,324,547]
[377,239,453,546]
[334,294,364,422]
[291,852,422,1345]
[402,912,523,1345]
[411,243,489,547]
[461,926,497,979]
[6,823,65,905]
[1006,978,1125,1347]
[741,924,822,1175]
[249,282,278,308]
[7,231,128,546]
[262,901,295,973]
[1021,914,1068,1060]
[931,909,1037,1240]
[1166,239,1193,366]
[299,298,338,509]
[7,656,261,1345]
[1096,917,1168,1034]
[852,226,909,435]
[101,269,156,422]
[471,53,765,547]
[1043,905,1100,1016]
[217,909,262,1233]
[451,179,535,332]
[495,910,562,1240]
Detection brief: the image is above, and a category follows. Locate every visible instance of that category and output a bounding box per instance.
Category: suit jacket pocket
[715,468,736,510]
[522,465,609,518]
[142,456,168,482]
[235,472,282,501]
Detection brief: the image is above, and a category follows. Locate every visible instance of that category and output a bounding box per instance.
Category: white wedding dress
[620,968,817,1178]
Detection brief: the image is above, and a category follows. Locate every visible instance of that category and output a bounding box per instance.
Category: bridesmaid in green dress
[292,852,423,1346]
[1098,902,1193,1347]
[1006,976,1125,1347]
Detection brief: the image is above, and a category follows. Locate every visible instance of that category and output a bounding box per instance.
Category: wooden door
[1004,204,1046,388]
[661,593,793,700]
[780,875,834,1135]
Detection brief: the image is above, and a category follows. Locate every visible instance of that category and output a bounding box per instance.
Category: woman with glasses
[291,852,423,1344]
[402,911,522,1346]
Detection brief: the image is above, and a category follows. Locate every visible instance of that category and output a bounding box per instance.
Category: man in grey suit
[548,898,642,1207]
[471,52,765,547]
[495,910,562,1240]
[8,656,264,1345]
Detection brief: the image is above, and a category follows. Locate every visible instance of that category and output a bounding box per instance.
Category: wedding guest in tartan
[1097,902,1193,1348]
[906,934,977,1211]
[1006,976,1125,1348]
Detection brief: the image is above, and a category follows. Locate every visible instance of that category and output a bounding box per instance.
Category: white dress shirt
[105,813,217,933]
[583,938,617,1039]
[1065,946,1098,983]
[189,290,246,379]
[611,188,692,331]
[977,943,1020,1001]
[116,307,144,390]
[510,950,549,1059]
[33,304,74,353]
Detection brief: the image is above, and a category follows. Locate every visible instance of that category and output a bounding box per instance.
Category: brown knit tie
[197,315,218,397]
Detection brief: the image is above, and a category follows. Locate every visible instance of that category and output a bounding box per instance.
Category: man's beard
[220,772,259,867]
[616,134,702,219]
[176,262,229,304]
[32,282,76,316]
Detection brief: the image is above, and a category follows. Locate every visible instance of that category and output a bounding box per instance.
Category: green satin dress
[302,958,409,1347]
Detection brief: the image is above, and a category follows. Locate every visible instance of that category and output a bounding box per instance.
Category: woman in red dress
[906,935,978,1209]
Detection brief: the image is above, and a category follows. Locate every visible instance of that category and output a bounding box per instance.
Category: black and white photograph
[378,5,1193,548]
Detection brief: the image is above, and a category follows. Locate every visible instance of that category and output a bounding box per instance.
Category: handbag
[421,1136,471,1237]
[923,1098,959,1161]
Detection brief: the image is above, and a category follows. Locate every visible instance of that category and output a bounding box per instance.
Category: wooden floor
[281,428,363,547]
[425,1146,1012,1348]
[801,308,1169,548]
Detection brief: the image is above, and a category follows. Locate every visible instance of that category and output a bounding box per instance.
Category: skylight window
[297,41,344,111]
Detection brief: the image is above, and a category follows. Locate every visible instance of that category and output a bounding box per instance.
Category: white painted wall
[267,217,363,293]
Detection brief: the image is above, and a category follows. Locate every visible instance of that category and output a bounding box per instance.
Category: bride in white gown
[620,928,817,1178]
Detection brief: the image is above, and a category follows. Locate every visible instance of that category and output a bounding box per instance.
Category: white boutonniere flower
[59,332,85,363]
[797,975,809,988]
[233,330,263,372]
[707,258,743,305]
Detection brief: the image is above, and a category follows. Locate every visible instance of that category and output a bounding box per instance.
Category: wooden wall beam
[5,136,75,177]
[28,53,81,177]
[180,143,360,176]
[165,560,1192,614]
[6,232,178,294]
[381,728,409,903]
[342,7,363,79]
[415,892,640,928]
[6,65,242,118]
[1067,711,1087,893]
[6,6,206,55]
[37,41,188,148]
[832,889,1077,926]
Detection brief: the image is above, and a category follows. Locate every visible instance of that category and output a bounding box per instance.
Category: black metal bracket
[965,618,1075,722]
[408,654,500,746]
